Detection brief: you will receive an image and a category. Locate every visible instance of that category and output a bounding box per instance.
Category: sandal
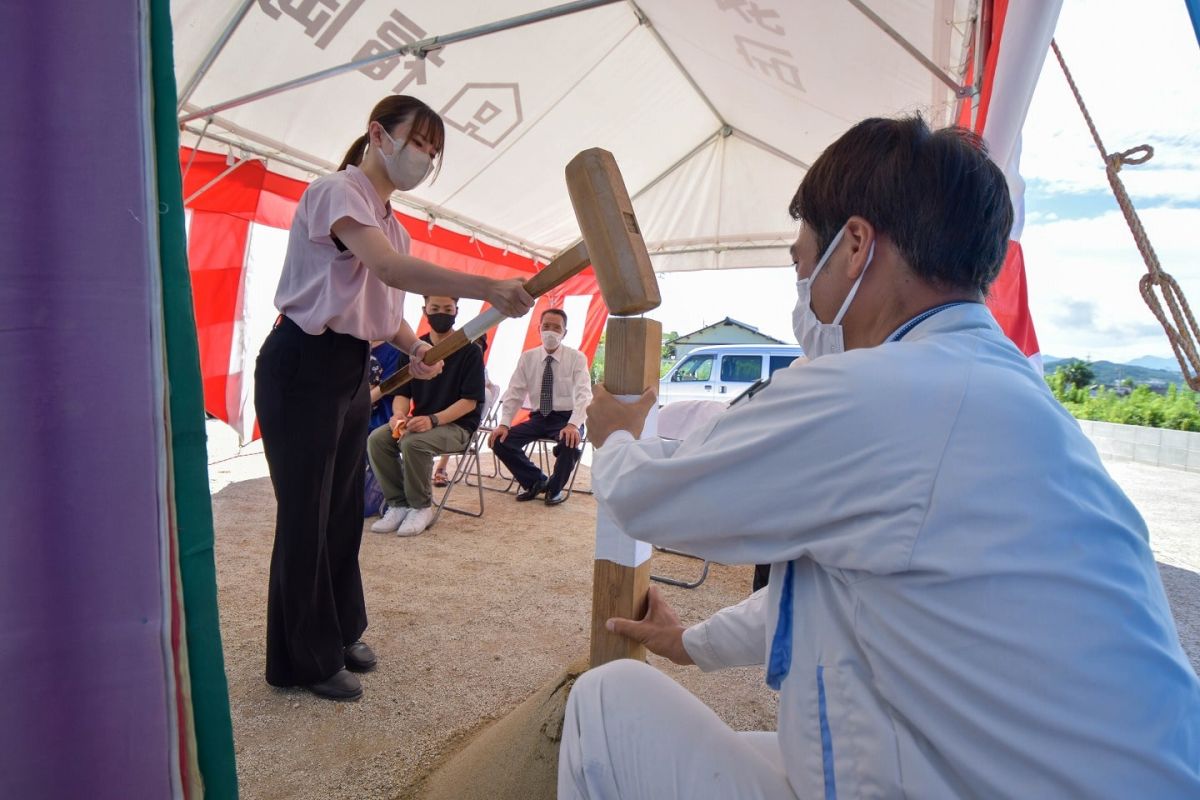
[433,467,450,487]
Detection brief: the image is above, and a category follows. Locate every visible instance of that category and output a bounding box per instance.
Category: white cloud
[1022,207,1200,362]
[651,0,1200,366]
[1021,0,1200,202]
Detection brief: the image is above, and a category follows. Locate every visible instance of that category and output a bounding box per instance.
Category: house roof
[667,317,786,345]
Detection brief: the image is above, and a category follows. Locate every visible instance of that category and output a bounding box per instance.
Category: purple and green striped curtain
[0,1,236,797]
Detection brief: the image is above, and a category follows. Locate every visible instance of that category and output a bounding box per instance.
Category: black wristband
[429,414,440,428]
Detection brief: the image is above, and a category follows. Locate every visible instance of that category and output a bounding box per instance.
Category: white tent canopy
[171,0,976,271]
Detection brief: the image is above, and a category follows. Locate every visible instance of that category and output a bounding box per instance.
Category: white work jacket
[593,303,1200,798]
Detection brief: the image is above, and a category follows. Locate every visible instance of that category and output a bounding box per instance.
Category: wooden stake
[590,316,660,667]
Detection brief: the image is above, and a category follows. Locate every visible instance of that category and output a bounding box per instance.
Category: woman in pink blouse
[255,95,532,701]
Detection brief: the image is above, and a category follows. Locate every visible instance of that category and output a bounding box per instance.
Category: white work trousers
[558,659,799,800]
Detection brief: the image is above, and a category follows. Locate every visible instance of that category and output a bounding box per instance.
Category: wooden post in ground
[589,316,660,667]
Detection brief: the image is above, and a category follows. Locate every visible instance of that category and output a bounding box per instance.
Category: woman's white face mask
[791,225,875,359]
[378,128,433,191]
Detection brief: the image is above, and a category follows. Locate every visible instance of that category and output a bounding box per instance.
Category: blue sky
[652,0,1200,366]
[1019,0,1200,363]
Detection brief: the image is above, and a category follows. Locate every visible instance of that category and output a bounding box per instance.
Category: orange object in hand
[390,417,408,440]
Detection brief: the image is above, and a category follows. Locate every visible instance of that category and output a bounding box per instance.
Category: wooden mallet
[376,240,589,395]
[381,147,661,666]
[377,148,659,394]
[564,149,662,669]
[417,149,662,800]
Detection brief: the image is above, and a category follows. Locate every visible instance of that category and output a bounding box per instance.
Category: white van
[658,344,804,405]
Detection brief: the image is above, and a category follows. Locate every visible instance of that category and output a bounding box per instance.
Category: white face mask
[378,129,433,191]
[791,225,875,360]
[540,330,563,351]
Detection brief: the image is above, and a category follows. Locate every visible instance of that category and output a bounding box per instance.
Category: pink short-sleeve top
[274,164,410,341]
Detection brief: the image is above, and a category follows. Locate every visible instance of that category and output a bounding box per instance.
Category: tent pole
[731,129,809,170]
[844,0,972,97]
[630,129,722,201]
[973,0,994,128]
[184,155,255,205]
[626,0,726,125]
[181,116,212,183]
[180,123,557,262]
[181,122,333,174]
[180,107,337,171]
[176,0,256,112]
[179,0,625,124]
[950,1,981,126]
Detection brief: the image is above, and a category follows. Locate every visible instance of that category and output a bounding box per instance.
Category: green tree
[661,330,679,362]
[1046,374,1200,432]
[590,335,605,383]
[660,330,679,378]
[1058,359,1095,390]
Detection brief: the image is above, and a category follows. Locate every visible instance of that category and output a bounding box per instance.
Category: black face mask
[427,312,456,334]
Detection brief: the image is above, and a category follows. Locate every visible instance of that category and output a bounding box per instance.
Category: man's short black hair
[541,308,567,327]
[789,116,1013,294]
[422,295,459,304]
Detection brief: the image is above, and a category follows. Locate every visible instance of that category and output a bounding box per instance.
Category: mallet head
[565,149,661,316]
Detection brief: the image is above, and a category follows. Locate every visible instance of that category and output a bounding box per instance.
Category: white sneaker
[396,506,434,537]
[371,505,409,533]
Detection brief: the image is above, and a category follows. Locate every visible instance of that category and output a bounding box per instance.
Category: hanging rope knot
[1107,144,1154,173]
[1138,272,1200,391]
[1053,39,1199,391]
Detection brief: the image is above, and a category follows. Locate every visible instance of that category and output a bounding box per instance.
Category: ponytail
[338,96,445,175]
[338,133,369,171]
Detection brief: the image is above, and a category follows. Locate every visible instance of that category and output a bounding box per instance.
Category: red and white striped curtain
[181,149,607,442]
[964,0,1063,370]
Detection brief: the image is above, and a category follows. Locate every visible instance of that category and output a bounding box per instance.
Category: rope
[1051,39,1200,391]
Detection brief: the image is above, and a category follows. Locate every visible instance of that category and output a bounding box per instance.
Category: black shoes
[307,668,362,701]
[516,478,548,501]
[300,642,374,701]
[518,480,566,504]
[345,641,377,672]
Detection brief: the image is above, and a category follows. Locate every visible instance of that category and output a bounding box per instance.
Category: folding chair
[428,425,487,528]
[428,396,501,528]
[531,431,590,500]
[650,546,712,589]
[465,398,505,484]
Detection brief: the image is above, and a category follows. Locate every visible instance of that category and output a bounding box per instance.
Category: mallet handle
[377,240,590,394]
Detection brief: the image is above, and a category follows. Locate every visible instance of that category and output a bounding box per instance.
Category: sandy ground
[204,421,1200,799]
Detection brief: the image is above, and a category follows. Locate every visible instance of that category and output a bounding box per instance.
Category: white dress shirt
[499,345,592,429]
[592,303,1200,798]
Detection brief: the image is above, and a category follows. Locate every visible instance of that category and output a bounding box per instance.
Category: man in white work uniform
[559,116,1200,799]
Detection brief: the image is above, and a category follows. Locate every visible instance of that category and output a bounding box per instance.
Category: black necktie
[539,355,554,415]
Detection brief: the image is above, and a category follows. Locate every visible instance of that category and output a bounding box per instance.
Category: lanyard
[888,301,973,343]
[765,301,971,691]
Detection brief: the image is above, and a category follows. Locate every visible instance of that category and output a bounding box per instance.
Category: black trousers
[255,317,370,686]
[493,409,581,493]
[753,564,771,593]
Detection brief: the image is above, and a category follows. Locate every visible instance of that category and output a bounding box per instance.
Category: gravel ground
[203,421,1200,799]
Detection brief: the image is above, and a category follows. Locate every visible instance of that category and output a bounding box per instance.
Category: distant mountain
[1128,355,1181,372]
[1044,356,1184,387]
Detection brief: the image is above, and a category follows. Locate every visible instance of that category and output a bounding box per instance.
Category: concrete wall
[1078,419,1200,473]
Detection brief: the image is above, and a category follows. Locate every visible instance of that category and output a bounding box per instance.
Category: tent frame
[176,0,983,269]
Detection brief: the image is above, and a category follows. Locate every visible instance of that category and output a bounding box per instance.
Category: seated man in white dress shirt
[488,308,592,505]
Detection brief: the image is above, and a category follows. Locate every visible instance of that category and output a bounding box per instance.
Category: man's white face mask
[378,128,433,191]
[541,329,563,351]
[791,225,875,359]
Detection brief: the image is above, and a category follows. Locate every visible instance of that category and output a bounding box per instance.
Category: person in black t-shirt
[366,296,485,536]
[433,335,498,487]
